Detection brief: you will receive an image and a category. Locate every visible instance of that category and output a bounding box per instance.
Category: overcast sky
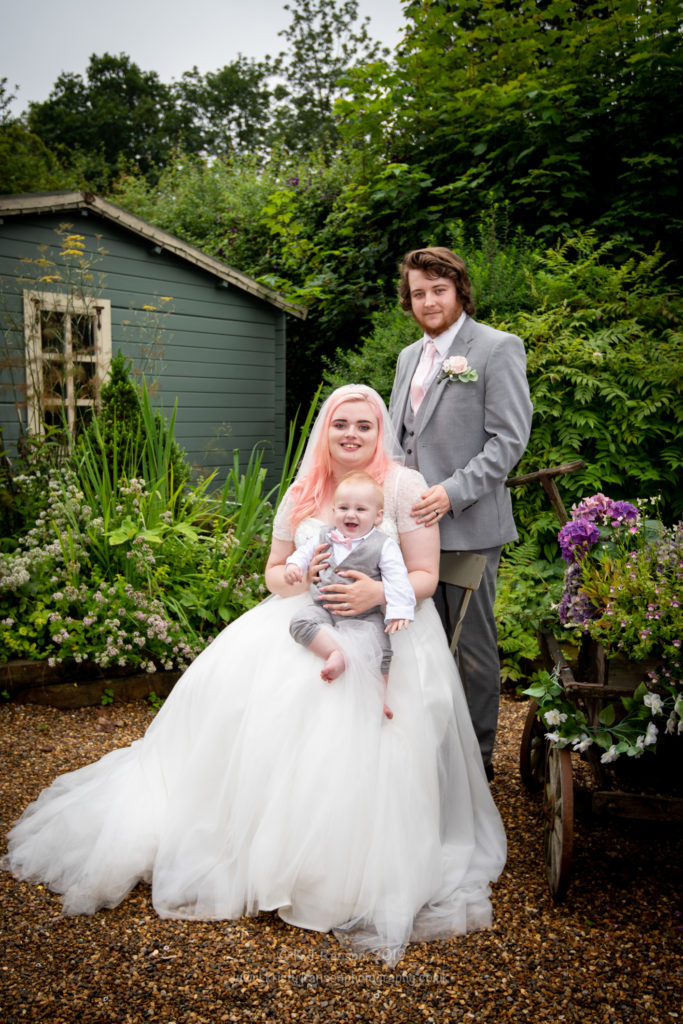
[1,0,406,117]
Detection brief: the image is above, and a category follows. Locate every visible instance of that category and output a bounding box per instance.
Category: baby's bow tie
[329,529,353,549]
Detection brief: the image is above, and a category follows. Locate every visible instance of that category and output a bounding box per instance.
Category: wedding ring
[344,602,350,609]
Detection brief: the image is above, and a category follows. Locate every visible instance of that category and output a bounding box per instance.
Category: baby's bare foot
[383,704,393,720]
[321,650,346,682]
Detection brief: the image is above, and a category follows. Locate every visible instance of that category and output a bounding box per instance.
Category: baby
[285,471,416,719]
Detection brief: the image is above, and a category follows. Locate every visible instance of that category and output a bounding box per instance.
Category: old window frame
[23,289,112,437]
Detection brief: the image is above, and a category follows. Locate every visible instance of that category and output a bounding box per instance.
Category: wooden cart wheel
[519,700,546,792]
[543,744,574,902]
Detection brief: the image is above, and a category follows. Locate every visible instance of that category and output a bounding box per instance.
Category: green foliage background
[327,230,683,534]
[2,0,682,679]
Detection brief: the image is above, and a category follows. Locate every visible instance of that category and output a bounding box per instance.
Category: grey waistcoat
[401,388,435,469]
[312,526,387,616]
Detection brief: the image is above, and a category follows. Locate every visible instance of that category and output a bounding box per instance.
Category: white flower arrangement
[527,669,680,763]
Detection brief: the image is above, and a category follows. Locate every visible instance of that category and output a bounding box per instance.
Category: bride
[3,385,506,965]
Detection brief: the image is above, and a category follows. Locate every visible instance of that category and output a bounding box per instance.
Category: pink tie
[410,339,439,413]
[329,528,353,549]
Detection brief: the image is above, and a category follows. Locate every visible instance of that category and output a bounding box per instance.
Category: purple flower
[570,493,639,529]
[559,587,594,626]
[557,563,596,626]
[571,493,613,523]
[608,500,639,526]
[558,519,601,563]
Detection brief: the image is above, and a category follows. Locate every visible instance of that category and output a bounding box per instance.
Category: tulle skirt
[3,593,506,965]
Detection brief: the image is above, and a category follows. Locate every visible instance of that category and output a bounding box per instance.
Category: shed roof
[0,191,307,319]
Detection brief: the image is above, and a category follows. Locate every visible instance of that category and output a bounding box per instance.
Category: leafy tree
[271,0,389,155]
[27,53,183,187]
[0,78,17,125]
[0,124,67,194]
[111,149,349,274]
[67,2,681,416]
[339,0,683,257]
[23,53,277,186]
[0,78,69,194]
[173,58,274,157]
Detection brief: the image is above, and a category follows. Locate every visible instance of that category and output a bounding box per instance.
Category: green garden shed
[0,191,306,482]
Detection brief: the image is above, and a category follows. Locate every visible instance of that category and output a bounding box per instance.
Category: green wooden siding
[0,210,287,485]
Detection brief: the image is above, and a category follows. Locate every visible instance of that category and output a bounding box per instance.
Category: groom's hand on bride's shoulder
[411,484,450,527]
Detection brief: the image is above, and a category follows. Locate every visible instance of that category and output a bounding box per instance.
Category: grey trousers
[433,545,502,768]
[289,604,392,674]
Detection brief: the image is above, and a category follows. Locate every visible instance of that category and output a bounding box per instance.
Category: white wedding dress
[3,466,506,965]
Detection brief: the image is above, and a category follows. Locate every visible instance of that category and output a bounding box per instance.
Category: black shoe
[485,763,495,783]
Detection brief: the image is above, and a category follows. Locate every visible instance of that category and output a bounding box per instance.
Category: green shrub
[78,351,190,493]
[495,536,567,689]
[0,450,272,668]
[0,425,69,550]
[505,234,683,549]
[324,306,418,402]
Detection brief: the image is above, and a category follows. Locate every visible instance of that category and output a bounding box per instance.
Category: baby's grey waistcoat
[312,527,386,617]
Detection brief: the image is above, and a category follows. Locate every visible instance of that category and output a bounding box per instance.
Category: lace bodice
[273,465,428,550]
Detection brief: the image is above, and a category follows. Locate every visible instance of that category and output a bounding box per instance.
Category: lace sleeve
[272,488,295,542]
[389,466,429,535]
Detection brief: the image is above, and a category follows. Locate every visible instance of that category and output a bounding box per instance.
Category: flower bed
[0,465,268,676]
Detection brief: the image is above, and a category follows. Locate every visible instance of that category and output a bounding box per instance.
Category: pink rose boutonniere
[438,355,478,384]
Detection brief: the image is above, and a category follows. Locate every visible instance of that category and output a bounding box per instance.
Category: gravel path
[1,693,681,1024]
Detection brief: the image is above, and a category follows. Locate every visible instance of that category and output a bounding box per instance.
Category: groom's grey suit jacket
[389,315,533,551]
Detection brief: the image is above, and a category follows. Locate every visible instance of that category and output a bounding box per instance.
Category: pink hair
[289,388,396,534]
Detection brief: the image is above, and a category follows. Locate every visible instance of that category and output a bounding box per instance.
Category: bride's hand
[306,543,331,585]
[321,570,384,616]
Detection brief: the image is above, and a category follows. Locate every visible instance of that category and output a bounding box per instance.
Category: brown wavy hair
[398,247,475,316]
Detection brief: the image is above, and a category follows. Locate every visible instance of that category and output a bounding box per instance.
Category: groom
[389,246,533,779]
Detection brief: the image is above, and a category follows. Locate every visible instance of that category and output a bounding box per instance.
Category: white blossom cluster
[541,686,681,763]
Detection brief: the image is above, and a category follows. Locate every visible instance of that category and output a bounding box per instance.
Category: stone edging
[0,659,182,709]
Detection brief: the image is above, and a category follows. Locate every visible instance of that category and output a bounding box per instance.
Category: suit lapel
[418,318,476,434]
